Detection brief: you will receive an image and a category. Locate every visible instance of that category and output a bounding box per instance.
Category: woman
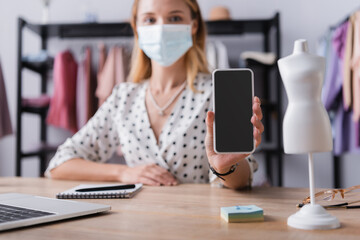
[46,0,264,190]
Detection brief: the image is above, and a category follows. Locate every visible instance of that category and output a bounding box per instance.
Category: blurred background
[1,0,360,188]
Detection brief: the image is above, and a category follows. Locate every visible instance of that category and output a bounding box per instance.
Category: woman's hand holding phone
[205,96,264,175]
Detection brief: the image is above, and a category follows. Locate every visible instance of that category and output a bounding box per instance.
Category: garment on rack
[320,30,340,110]
[76,55,88,129]
[77,47,98,129]
[206,41,229,70]
[351,12,360,147]
[206,41,216,71]
[96,46,129,107]
[333,105,360,153]
[320,20,360,155]
[47,51,78,133]
[98,43,106,74]
[0,60,13,139]
[352,11,360,122]
[96,43,107,109]
[320,23,346,154]
[215,41,229,69]
[343,14,355,110]
[333,21,353,154]
[85,47,97,120]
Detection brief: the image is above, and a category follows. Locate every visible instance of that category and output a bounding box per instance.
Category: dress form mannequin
[278,39,332,154]
[278,39,340,230]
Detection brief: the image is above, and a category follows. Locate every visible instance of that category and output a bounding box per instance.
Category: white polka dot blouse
[45,73,258,184]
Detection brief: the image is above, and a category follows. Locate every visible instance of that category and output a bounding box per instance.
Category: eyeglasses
[297,185,360,209]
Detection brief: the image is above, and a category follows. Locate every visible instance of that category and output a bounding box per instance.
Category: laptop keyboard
[0,204,55,223]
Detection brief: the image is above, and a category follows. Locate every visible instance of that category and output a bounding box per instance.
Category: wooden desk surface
[0,177,359,240]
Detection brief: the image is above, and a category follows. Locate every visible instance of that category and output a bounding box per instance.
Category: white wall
[1,0,359,188]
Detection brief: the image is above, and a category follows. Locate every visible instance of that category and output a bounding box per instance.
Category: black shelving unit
[16,13,282,185]
[16,18,135,177]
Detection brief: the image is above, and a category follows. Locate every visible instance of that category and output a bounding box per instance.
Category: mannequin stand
[287,153,340,230]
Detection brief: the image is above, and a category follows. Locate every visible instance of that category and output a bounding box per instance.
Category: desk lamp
[278,39,340,230]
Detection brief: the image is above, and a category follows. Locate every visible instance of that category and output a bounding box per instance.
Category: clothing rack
[327,11,360,188]
[16,13,283,185]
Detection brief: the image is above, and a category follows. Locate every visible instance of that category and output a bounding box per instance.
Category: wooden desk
[0,178,359,239]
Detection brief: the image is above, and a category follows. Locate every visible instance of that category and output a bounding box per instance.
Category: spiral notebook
[56,183,143,199]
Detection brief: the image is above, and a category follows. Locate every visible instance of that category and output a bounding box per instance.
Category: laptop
[0,193,110,231]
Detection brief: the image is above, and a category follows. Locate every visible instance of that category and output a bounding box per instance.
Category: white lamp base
[287,204,340,230]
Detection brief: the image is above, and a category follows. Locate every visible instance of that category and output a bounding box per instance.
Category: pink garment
[47,51,78,133]
[96,43,106,108]
[0,60,13,138]
[352,12,360,122]
[98,43,106,74]
[22,94,51,108]
[77,47,98,129]
[96,46,129,107]
[76,58,88,129]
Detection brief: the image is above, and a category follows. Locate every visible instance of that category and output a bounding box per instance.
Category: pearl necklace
[148,81,187,116]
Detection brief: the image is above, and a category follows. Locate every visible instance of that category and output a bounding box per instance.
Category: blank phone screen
[214,70,254,152]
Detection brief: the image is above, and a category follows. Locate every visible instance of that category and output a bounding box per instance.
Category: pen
[75,184,136,192]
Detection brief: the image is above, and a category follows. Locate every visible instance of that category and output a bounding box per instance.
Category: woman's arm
[50,158,126,181]
[209,157,251,189]
[50,158,178,186]
[205,97,264,189]
[45,88,122,178]
[46,85,177,186]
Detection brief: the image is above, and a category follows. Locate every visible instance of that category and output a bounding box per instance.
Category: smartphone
[213,68,255,154]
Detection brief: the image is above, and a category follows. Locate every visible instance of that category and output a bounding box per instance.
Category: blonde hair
[129,0,209,92]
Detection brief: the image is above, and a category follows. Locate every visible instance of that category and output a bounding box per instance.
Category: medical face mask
[137,24,193,67]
